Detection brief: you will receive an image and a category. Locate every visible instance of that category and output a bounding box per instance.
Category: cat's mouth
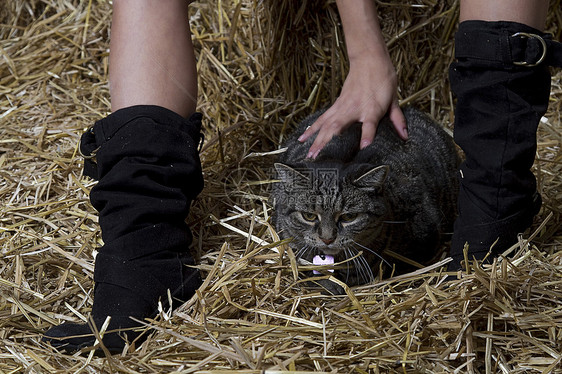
[297,247,339,264]
[319,248,339,256]
[313,254,335,274]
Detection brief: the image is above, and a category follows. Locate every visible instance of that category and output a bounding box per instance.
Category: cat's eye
[339,213,358,222]
[300,212,318,222]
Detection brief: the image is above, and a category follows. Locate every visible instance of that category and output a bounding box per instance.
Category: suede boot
[449,21,562,269]
[43,105,204,353]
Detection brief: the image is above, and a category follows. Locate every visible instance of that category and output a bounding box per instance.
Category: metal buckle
[512,32,547,67]
[79,146,100,161]
[78,127,100,161]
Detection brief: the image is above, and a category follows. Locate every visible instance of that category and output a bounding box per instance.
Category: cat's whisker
[353,253,367,284]
[295,245,318,271]
[348,247,370,286]
[354,257,368,285]
[357,253,375,283]
[344,248,352,284]
[295,244,312,260]
[350,239,392,269]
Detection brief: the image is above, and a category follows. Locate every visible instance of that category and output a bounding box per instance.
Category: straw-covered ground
[1,0,561,373]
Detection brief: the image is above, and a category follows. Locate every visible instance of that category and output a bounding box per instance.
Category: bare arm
[299,0,406,159]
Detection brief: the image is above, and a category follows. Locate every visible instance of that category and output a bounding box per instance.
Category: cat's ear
[274,163,311,188]
[352,165,388,190]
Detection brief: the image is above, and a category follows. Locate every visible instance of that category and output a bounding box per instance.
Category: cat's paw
[306,277,345,295]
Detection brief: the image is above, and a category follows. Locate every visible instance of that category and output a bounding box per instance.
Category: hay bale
[0,0,561,372]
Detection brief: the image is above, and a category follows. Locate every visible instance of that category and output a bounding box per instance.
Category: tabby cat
[273,107,460,294]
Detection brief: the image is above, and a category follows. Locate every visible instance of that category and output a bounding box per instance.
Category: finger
[306,128,333,159]
[389,101,408,140]
[359,121,377,149]
[306,117,347,159]
[298,125,314,143]
[298,123,316,142]
[298,111,331,142]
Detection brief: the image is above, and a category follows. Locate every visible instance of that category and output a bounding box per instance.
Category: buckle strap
[455,20,562,68]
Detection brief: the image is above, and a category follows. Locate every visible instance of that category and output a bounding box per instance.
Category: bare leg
[460,0,549,30]
[110,0,197,117]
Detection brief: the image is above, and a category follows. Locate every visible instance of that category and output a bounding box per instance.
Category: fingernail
[307,149,320,159]
[298,135,305,142]
[402,128,408,139]
[360,140,370,149]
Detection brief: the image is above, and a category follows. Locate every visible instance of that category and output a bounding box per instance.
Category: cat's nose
[321,238,335,245]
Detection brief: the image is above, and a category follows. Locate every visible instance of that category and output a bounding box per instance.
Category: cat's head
[273,162,390,279]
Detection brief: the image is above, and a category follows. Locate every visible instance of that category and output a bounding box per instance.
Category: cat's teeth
[313,254,335,274]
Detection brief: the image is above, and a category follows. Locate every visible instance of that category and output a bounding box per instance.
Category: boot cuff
[80,105,204,180]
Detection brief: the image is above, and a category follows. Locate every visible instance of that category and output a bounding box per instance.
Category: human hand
[298,56,407,159]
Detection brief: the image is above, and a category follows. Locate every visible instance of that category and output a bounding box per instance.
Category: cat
[272,107,460,294]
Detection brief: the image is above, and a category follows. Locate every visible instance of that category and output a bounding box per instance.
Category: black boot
[449,21,562,269]
[43,105,204,353]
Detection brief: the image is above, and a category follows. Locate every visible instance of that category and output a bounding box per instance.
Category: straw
[1,0,561,372]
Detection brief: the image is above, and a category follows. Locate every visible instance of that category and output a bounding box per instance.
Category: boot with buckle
[449,20,562,270]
